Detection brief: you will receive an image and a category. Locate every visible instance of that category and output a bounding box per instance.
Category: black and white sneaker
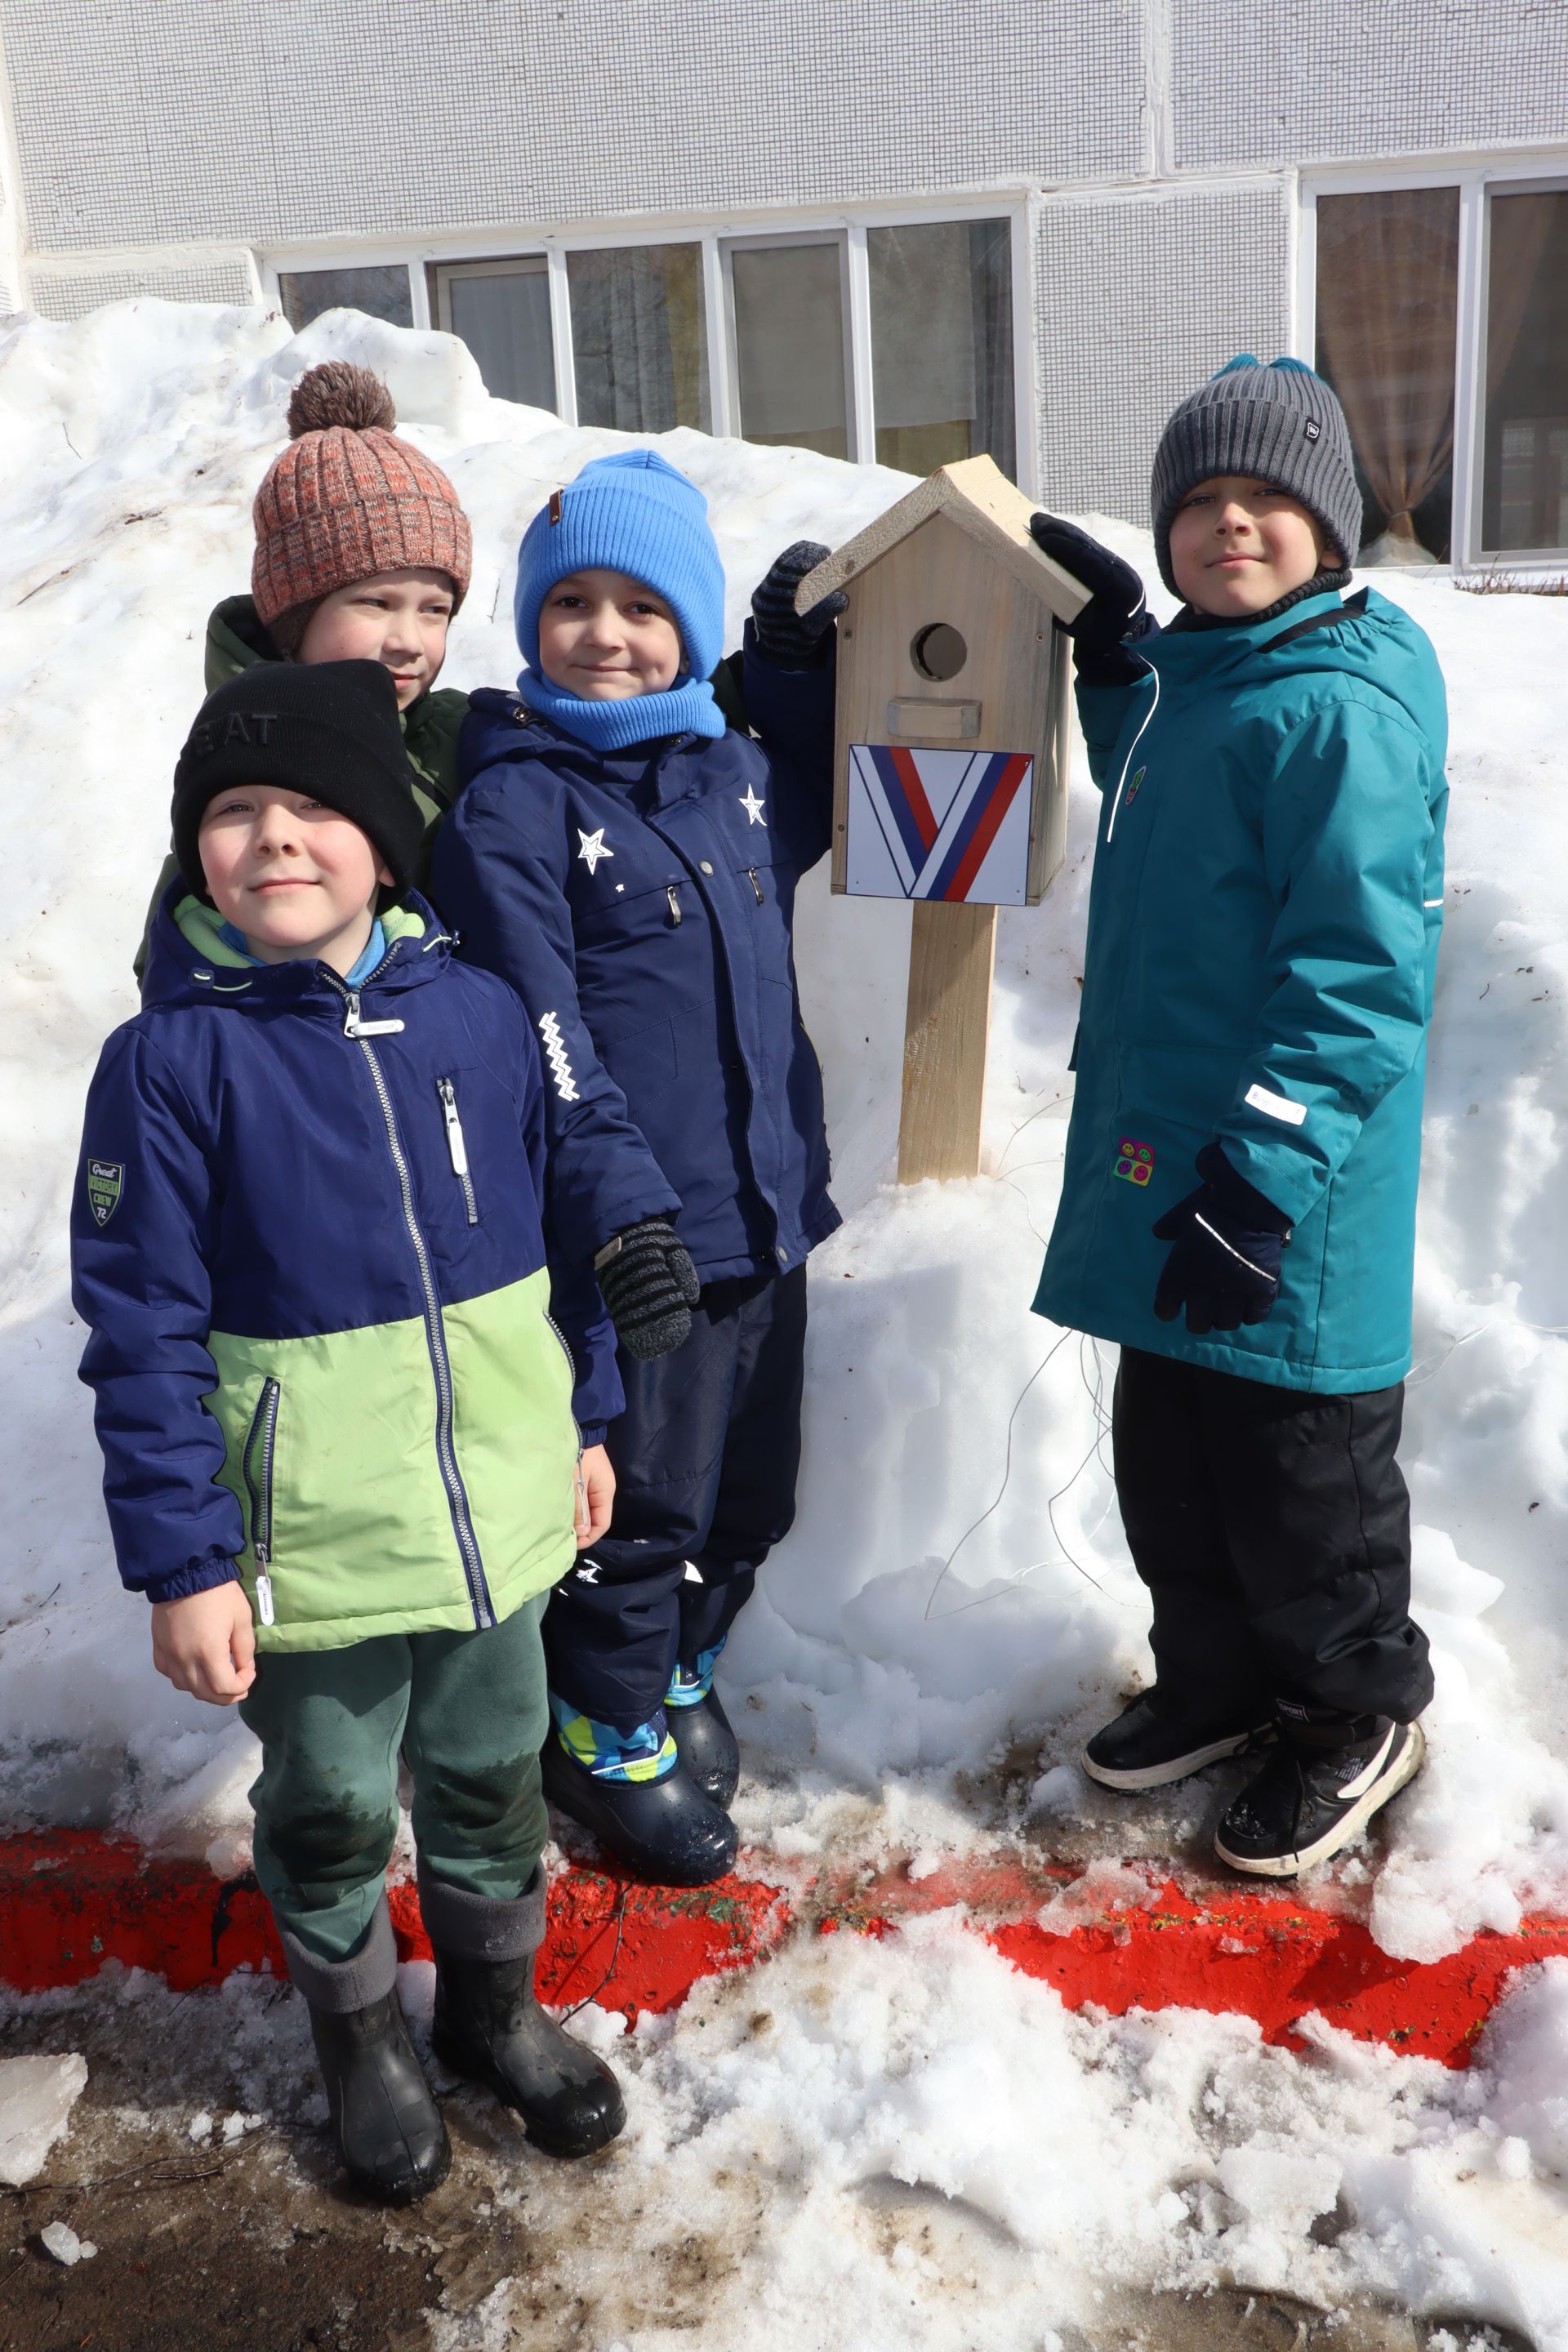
[1081,1691,1274,1792]
[1214,1715,1425,1878]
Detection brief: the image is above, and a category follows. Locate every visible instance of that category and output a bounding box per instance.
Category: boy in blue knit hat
[1028,359,1447,1878]
[434,451,843,1883]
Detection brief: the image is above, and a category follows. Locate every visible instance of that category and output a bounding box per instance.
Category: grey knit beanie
[1151,357,1361,595]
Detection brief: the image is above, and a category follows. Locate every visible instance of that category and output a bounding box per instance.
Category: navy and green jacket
[432,630,840,1283]
[1033,586,1449,1394]
[74,890,621,1650]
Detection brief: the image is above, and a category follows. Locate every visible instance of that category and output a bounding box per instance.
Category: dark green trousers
[240,1596,549,1967]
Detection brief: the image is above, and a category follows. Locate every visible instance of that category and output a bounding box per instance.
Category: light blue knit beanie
[513,450,726,684]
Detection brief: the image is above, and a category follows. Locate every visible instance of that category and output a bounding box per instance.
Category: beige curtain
[1486,193,1560,403]
[1316,189,1460,550]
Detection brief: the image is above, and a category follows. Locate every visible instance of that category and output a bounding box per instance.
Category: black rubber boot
[667,1684,740,1809]
[541,1735,737,1885]
[431,1947,626,2158]
[308,1992,451,2205]
[1082,1690,1274,1791]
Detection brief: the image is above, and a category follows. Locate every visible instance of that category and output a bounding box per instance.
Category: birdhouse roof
[794,454,1089,623]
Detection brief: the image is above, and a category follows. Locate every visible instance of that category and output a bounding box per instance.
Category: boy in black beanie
[76,662,627,2201]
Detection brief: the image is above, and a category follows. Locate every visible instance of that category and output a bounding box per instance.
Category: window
[1482,188,1568,556]
[1314,189,1459,565]
[430,259,555,411]
[278,265,413,334]
[726,235,852,461]
[568,244,709,433]
[867,219,1015,480]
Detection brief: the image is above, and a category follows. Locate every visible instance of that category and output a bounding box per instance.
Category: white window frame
[1299,153,1568,572]
[257,190,1036,492]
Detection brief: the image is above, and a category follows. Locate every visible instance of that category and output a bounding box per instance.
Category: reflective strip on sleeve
[1244,1082,1307,1128]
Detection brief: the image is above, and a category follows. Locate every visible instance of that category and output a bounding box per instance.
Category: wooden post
[898,899,997,1183]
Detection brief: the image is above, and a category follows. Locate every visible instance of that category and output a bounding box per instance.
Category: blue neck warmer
[516,665,726,751]
[219,915,388,983]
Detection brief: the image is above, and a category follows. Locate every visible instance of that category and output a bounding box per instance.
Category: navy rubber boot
[667,1685,740,1810]
[541,1735,737,1886]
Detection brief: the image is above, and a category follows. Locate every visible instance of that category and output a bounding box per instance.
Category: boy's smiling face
[198,786,392,975]
[296,567,455,708]
[537,568,684,700]
[1168,476,1332,617]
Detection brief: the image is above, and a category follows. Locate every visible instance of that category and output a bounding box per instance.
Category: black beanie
[171,661,425,901]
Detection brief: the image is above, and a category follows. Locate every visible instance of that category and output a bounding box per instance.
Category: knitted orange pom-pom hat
[251,362,473,648]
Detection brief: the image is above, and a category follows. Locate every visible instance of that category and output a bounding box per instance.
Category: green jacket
[1032,588,1449,1395]
[133,600,751,987]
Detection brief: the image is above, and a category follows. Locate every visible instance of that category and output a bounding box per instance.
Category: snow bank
[0,2051,87,2185]
[6,297,1568,2340]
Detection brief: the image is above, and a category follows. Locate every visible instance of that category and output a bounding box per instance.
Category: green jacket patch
[86,1159,122,1226]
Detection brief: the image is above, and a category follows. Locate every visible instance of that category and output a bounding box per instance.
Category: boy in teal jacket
[1030,358,1446,1878]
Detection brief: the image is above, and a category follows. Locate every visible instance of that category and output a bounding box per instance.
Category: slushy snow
[0,2051,87,2185]
[4,296,1568,2342]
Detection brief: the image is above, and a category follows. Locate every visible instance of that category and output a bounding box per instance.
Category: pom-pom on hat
[1150,356,1362,596]
[251,361,473,649]
[512,450,726,686]
[170,660,425,902]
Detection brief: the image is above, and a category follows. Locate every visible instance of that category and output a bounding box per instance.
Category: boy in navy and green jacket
[1029,359,1447,1879]
[73,661,626,2203]
[434,452,842,1887]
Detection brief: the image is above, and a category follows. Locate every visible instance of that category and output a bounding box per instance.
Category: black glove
[750,541,847,668]
[1027,513,1156,686]
[594,1219,702,1361]
[1152,1144,1293,1336]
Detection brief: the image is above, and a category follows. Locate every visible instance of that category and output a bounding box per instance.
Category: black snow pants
[1111,1346,1433,1726]
[543,1266,808,1736]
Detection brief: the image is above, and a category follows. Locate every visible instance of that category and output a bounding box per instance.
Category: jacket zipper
[437,1077,479,1224]
[747,869,764,903]
[545,1310,586,1520]
[327,978,495,1629]
[241,1377,280,1628]
[666,884,683,926]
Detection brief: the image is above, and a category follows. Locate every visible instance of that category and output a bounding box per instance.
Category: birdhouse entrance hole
[911,622,968,680]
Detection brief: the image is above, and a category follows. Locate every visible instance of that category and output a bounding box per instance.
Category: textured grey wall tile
[29,256,256,319]
[1173,0,1568,168]
[1,0,1145,252]
[1034,183,1294,523]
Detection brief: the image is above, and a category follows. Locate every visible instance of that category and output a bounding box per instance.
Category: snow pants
[1111,1348,1433,1726]
[544,1266,808,1736]
[240,1595,550,1995]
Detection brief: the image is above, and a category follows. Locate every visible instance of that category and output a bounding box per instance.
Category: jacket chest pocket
[420,1063,518,1254]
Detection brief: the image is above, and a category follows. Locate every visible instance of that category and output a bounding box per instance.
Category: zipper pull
[342,990,405,1038]
[748,868,764,903]
[254,1550,275,1628]
[666,884,683,926]
[438,1078,469,1177]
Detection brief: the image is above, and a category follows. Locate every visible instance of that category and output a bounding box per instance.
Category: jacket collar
[142,887,450,1013]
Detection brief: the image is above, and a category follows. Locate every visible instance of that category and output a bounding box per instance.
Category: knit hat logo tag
[187,710,277,760]
[549,488,564,526]
[1304,418,1322,442]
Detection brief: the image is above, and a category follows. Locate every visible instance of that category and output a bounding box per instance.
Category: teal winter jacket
[1032,587,1448,1394]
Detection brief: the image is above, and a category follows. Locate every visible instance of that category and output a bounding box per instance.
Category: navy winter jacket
[432,631,841,1284]
[72,890,621,1638]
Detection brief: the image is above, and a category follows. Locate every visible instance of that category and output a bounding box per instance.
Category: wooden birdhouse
[794,455,1088,1185]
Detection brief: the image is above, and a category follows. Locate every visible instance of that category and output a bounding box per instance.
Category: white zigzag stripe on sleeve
[538,1011,580,1103]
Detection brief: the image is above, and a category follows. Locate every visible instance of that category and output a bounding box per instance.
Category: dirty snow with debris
[3,300,1568,2344]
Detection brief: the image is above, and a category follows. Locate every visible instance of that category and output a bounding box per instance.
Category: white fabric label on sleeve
[1245,1082,1307,1128]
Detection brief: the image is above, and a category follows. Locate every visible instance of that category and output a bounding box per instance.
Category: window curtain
[969,220,1016,481]
[1486,194,1559,401]
[569,249,679,434]
[1315,189,1460,553]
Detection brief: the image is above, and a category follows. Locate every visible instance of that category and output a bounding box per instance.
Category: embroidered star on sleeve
[577,826,613,875]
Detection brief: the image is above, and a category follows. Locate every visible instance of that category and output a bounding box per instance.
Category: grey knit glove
[594,1219,702,1361]
[749,541,846,668]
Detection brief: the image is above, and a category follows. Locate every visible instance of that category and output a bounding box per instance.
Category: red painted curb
[5,1833,1567,2067]
[0,1832,790,2022]
[821,1858,1568,2069]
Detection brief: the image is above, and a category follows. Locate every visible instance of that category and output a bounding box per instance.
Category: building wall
[0,0,1564,527]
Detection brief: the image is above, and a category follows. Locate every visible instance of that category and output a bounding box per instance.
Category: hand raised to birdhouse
[1027,514,1156,687]
[750,541,848,670]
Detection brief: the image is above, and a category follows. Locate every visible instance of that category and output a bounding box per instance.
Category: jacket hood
[140,883,446,1013]
[1143,586,1446,747]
